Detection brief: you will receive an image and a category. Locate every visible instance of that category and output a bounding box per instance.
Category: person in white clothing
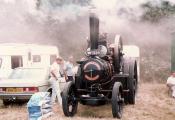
[50,57,63,106]
[64,56,74,82]
[167,72,175,98]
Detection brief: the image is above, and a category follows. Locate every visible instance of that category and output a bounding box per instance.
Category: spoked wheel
[128,78,136,104]
[62,81,78,117]
[128,61,138,104]
[112,82,123,119]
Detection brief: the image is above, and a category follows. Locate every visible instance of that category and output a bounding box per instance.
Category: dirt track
[0,83,175,120]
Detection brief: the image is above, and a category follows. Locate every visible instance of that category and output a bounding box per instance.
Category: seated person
[167,72,175,98]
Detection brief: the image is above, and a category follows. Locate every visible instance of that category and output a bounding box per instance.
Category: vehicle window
[28,52,31,61]
[11,56,23,69]
[0,58,2,68]
[9,68,47,79]
[50,55,57,65]
[33,55,41,62]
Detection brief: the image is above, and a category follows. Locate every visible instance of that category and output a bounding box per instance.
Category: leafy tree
[142,1,175,22]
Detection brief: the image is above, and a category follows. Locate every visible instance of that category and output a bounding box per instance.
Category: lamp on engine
[61,12,138,119]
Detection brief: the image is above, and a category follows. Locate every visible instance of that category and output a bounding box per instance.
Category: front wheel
[112,82,123,119]
[62,81,78,117]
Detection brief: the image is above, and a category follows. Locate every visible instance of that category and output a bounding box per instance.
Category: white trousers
[171,86,175,98]
[49,77,62,106]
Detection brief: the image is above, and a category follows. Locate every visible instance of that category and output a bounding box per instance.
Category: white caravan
[0,43,59,78]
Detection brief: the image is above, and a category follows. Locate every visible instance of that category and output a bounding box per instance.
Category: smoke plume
[0,0,175,82]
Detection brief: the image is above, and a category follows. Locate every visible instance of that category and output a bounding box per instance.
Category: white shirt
[50,62,61,79]
[167,76,175,85]
[64,61,74,76]
[167,76,175,97]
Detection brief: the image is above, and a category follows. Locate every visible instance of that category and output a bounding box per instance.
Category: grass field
[0,83,175,120]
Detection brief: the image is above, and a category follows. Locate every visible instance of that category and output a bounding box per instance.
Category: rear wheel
[123,58,138,104]
[128,61,137,104]
[112,82,123,119]
[62,81,78,117]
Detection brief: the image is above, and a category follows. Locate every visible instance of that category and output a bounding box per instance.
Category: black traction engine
[61,12,138,119]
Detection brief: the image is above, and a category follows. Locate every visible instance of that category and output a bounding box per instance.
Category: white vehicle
[0,43,59,78]
[0,67,66,105]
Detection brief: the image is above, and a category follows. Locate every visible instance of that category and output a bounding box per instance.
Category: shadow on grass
[77,104,112,118]
[0,100,27,108]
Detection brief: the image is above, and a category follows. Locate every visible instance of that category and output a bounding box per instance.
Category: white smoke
[0,0,174,81]
[0,0,175,46]
[87,0,175,46]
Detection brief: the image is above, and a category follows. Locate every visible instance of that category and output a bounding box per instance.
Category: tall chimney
[89,12,99,50]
